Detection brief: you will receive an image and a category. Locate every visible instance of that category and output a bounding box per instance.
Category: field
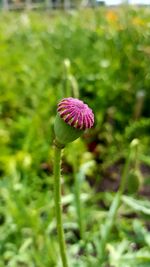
[0,7,150,267]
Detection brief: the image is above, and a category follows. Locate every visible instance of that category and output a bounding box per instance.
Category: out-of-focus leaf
[122,196,150,215]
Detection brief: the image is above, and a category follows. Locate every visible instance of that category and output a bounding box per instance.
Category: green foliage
[0,7,150,267]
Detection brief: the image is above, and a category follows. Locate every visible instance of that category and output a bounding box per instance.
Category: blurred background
[1,0,150,10]
[0,1,150,267]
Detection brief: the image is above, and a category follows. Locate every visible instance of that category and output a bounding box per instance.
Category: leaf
[122,196,150,216]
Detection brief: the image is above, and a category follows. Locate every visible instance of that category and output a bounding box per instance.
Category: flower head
[54,97,94,146]
[57,97,94,130]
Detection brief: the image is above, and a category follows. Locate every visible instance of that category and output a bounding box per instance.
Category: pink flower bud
[57,97,94,130]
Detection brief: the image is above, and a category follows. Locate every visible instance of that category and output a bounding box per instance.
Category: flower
[106,10,118,23]
[57,97,94,130]
[54,98,94,146]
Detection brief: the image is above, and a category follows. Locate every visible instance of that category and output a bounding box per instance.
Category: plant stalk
[74,169,84,240]
[54,144,69,267]
[99,148,132,263]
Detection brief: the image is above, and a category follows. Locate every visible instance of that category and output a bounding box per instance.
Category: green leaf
[122,196,150,216]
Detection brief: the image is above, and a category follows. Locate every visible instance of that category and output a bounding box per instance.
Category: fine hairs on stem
[54,144,69,267]
[54,98,94,267]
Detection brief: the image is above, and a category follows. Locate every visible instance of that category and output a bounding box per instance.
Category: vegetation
[0,7,150,267]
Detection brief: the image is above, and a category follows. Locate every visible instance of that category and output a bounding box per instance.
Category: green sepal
[54,114,83,145]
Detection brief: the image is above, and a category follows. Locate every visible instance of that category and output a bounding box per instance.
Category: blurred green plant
[0,7,150,267]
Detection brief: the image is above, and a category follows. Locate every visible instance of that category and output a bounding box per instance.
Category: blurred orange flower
[106,10,118,23]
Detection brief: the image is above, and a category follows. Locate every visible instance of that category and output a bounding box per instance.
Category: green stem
[74,169,84,240]
[99,148,132,263]
[134,144,139,170]
[54,145,69,267]
[99,191,121,264]
[119,149,132,193]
